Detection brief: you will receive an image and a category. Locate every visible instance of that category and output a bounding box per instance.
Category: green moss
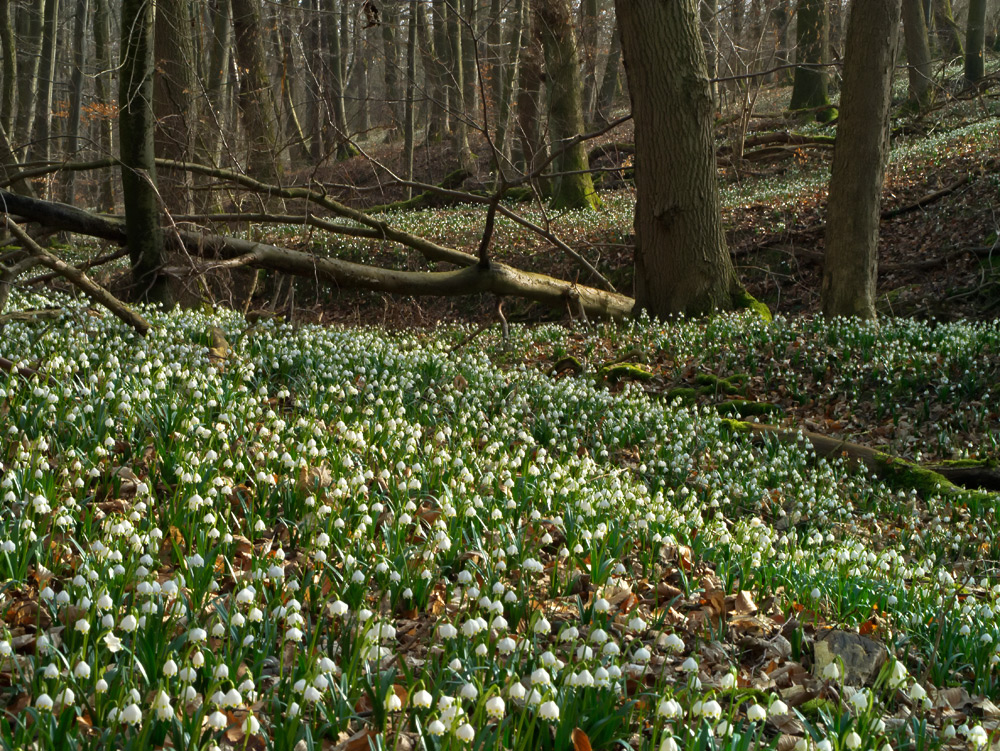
[599,363,654,384]
[717,417,753,435]
[666,388,698,403]
[733,289,773,322]
[693,373,743,394]
[549,356,584,376]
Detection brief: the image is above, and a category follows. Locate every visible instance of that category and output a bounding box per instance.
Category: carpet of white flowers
[2,292,1000,751]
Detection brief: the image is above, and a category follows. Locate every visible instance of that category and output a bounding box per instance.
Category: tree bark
[404,0,417,188]
[821,0,900,319]
[535,0,600,210]
[595,18,622,125]
[14,0,42,159]
[579,0,600,122]
[63,0,88,205]
[323,0,355,159]
[493,0,525,164]
[700,0,719,106]
[449,0,474,169]
[901,0,934,109]
[431,0,452,139]
[28,0,59,169]
[119,0,173,306]
[964,0,987,84]
[462,0,479,124]
[616,0,743,317]
[154,0,199,212]
[0,0,15,136]
[230,0,283,182]
[93,0,117,211]
[932,0,963,57]
[382,2,401,135]
[790,0,834,119]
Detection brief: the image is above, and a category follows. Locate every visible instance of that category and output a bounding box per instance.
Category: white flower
[770,699,789,716]
[663,633,685,652]
[121,703,142,725]
[439,624,458,640]
[660,737,679,751]
[428,720,446,736]
[485,696,505,720]
[747,703,766,722]
[455,723,475,742]
[539,701,560,721]
[74,662,91,679]
[207,710,227,730]
[848,689,869,711]
[243,714,260,734]
[460,683,478,701]
[120,615,138,632]
[74,618,90,634]
[508,682,526,700]
[533,617,551,634]
[701,700,722,721]
[385,692,402,711]
[657,699,681,719]
[719,672,737,690]
[908,682,927,702]
[531,668,551,687]
[845,732,861,750]
[821,662,840,681]
[680,657,699,673]
[36,694,54,711]
[497,637,516,654]
[103,633,123,653]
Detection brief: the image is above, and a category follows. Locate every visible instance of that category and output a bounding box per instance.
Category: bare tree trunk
[701,0,719,106]
[28,0,59,169]
[93,0,116,211]
[276,2,311,165]
[404,0,417,189]
[204,0,232,168]
[616,0,743,316]
[494,0,526,162]
[323,0,355,158]
[0,0,15,136]
[535,0,600,209]
[431,0,452,138]
[579,0,599,122]
[63,0,88,205]
[965,0,987,84]
[902,0,934,109]
[231,0,283,182]
[449,0,474,169]
[595,17,622,125]
[515,2,544,174]
[821,0,900,318]
[382,2,401,136]
[790,0,835,119]
[119,0,172,306]
[155,0,199,213]
[829,0,844,59]
[932,0,963,57]
[303,0,324,161]
[14,0,42,158]
[462,0,479,124]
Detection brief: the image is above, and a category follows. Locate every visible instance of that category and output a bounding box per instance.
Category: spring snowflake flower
[821,662,840,681]
[207,711,227,730]
[539,701,560,721]
[103,633,123,653]
[701,700,722,721]
[663,633,685,652]
[533,617,551,634]
[456,723,475,742]
[486,696,505,720]
[661,738,679,751]
[413,690,433,709]
[121,703,142,725]
[35,694,54,711]
[428,720,446,736]
[657,699,682,719]
[845,732,862,750]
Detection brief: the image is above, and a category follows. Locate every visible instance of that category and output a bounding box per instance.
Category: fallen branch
[881,158,998,219]
[722,417,1000,496]
[2,217,151,335]
[24,247,130,286]
[0,190,635,322]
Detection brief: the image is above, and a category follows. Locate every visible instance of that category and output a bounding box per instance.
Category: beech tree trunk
[700,0,718,106]
[515,3,544,174]
[790,0,834,119]
[580,0,599,121]
[119,0,172,305]
[932,0,963,57]
[965,0,987,84]
[901,0,933,109]
[595,19,622,125]
[493,0,526,164]
[821,0,900,319]
[154,0,199,212]
[616,0,743,317]
[63,0,87,205]
[448,0,474,169]
[231,0,283,181]
[535,0,600,210]
[14,0,42,159]
[0,0,14,136]
[93,0,116,211]
[28,0,59,168]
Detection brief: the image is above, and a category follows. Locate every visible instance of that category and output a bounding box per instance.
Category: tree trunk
[449,0,474,169]
[964,0,987,84]
[829,0,844,59]
[0,0,15,136]
[773,0,794,83]
[932,0,963,58]
[487,0,504,124]
[821,0,900,319]
[93,0,116,211]
[494,0,526,163]
[515,4,544,174]
[302,0,324,161]
[276,3,311,165]
[535,0,600,210]
[230,0,283,181]
[323,0,355,159]
[700,0,719,106]
[580,0,600,122]
[63,0,88,205]
[404,0,417,189]
[431,0,452,138]
[901,0,933,109]
[119,0,173,306]
[28,0,59,169]
[418,0,446,141]
[616,0,743,317]
[382,2,401,135]
[595,18,622,125]
[204,0,232,167]
[14,0,42,158]
[462,0,479,124]
[790,0,834,119]
[155,0,199,212]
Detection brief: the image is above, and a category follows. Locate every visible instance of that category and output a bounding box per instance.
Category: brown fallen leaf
[572,727,593,751]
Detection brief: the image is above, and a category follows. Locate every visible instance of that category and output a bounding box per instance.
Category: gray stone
[813,629,887,686]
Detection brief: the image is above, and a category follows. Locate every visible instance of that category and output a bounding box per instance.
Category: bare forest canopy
[0,0,997,326]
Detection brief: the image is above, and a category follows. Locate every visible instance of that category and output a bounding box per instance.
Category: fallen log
[0,189,636,322]
[721,417,1000,497]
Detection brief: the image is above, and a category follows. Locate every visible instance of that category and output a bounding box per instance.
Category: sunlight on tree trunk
[821,0,900,319]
